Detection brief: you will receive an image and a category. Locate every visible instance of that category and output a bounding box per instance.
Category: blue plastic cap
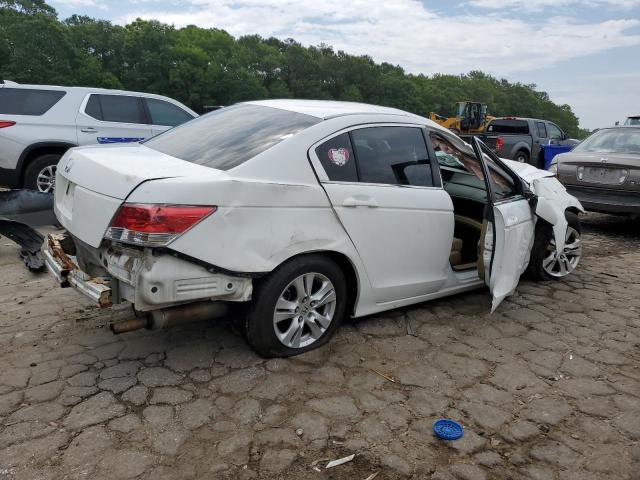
[433,419,464,440]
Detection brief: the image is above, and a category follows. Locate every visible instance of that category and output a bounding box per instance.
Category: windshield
[144,104,320,170]
[624,117,640,126]
[573,128,640,155]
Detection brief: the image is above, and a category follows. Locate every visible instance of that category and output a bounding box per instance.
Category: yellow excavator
[428,101,494,135]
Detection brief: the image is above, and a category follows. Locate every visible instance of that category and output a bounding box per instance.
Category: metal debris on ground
[325,454,355,469]
[406,314,417,336]
[369,368,396,383]
[364,473,379,480]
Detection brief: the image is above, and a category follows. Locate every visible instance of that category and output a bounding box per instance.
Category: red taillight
[106,204,216,246]
[0,121,16,128]
[495,136,504,151]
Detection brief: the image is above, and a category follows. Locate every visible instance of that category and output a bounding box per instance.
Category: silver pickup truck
[481,117,579,167]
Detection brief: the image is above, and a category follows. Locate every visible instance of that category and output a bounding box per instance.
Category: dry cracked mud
[0,212,638,479]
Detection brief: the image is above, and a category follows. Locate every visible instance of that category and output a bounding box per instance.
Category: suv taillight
[0,121,16,128]
[105,204,216,247]
[495,136,504,151]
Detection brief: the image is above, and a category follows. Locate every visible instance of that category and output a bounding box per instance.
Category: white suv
[0,80,197,192]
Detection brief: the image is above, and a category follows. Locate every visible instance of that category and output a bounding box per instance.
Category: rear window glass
[573,128,640,154]
[0,88,65,115]
[144,104,320,170]
[486,119,529,135]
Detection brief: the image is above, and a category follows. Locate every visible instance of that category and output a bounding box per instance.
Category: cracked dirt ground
[0,213,638,480]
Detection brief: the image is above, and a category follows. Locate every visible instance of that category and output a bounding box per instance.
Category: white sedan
[45,100,583,357]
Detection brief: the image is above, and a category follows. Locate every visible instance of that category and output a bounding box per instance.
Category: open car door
[471,137,536,311]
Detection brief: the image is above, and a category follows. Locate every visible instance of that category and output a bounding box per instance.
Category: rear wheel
[515,150,529,164]
[527,211,581,281]
[24,154,62,193]
[245,255,346,357]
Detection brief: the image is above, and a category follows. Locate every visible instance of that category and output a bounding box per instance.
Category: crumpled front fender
[532,176,584,252]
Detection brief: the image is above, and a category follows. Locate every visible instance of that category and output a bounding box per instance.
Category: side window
[85,95,102,120]
[547,123,563,140]
[85,94,145,124]
[351,126,432,187]
[146,98,193,127]
[485,158,517,200]
[432,134,488,202]
[0,88,66,115]
[536,121,547,139]
[315,133,358,182]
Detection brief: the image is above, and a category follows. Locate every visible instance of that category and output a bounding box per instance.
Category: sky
[48,0,640,130]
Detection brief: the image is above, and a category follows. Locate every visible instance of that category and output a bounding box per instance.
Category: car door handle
[342,197,378,208]
[80,127,97,133]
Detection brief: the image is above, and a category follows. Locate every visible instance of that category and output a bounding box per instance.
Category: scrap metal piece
[44,233,112,307]
[326,454,355,469]
[0,219,45,272]
[0,190,55,226]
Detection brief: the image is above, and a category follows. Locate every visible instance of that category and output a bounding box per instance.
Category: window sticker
[328,147,350,166]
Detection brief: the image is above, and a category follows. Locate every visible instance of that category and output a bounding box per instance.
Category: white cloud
[50,0,98,6]
[117,0,640,76]
[468,0,640,10]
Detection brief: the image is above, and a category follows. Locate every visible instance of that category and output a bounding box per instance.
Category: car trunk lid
[55,144,220,247]
[558,152,640,192]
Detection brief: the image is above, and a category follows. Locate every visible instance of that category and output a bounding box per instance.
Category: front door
[471,137,536,311]
[310,125,454,304]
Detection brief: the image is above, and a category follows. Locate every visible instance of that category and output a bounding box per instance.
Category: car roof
[243,99,420,120]
[1,81,177,100]
[491,117,550,123]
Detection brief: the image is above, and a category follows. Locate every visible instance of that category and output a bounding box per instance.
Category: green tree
[0,0,588,137]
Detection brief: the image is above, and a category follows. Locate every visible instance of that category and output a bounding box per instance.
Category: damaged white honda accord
[45,100,583,357]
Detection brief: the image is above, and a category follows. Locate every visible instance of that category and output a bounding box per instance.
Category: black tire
[527,211,581,281]
[245,255,347,358]
[515,150,530,164]
[23,154,62,192]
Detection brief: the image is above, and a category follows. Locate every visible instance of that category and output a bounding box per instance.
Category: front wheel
[527,211,582,281]
[245,255,347,357]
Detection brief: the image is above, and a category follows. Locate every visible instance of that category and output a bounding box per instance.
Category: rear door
[471,137,535,311]
[310,125,454,304]
[76,93,152,146]
[144,97,195,136]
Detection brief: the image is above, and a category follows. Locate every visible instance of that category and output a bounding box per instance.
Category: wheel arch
[265,249,360,318]
[510,143,531,159]
[19,142,76,185]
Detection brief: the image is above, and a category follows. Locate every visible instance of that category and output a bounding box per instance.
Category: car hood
[502,158,555,183]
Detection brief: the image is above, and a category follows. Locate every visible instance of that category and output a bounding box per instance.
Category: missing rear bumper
[44,233,112,307]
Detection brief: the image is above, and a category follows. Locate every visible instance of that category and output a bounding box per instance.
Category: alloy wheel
[542,226,582,278]
[273,272,337,349]
[36,165,57,193]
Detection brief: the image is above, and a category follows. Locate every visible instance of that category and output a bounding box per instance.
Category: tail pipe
[109,301,229,334]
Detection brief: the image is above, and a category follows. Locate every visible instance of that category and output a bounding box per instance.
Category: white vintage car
[45,100,583,357]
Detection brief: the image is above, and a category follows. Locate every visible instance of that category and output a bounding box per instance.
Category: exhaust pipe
[110,317,148,334]
[109,301,229,334]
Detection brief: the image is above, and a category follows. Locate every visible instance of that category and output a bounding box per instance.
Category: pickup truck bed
[480,117,578,167]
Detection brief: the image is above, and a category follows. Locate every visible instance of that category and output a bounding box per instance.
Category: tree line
[0,0,590,138]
